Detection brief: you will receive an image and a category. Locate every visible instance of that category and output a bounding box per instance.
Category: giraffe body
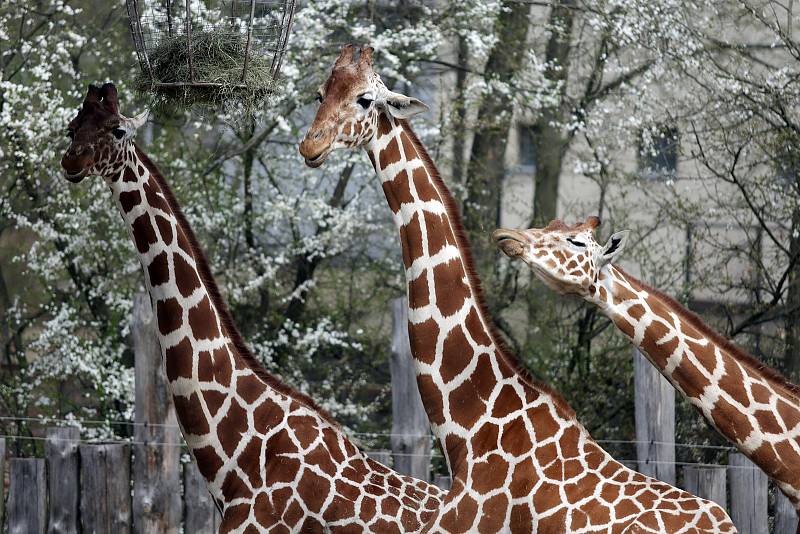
[61,83,443,533]
[300,46,736,533]
[494,217,800,514]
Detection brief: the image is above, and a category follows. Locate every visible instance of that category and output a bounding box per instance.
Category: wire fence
[0,414,744,466]
[1,420,796,533]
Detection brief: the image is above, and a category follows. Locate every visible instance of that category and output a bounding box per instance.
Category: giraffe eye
[357,96,373,109]
[112,128,126,140]
[66,129,75,140]
[566,237,586,247]
[316,93,323,103]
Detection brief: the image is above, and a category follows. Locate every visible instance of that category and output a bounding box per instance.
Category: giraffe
[493,216,800,516]
[299,45,736,533]
[60,82,444,534]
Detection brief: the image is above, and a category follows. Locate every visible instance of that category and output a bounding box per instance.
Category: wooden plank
[432,475,451,491]
[6,458,46,534]
[774,485,799,534]
[365,449,392,467]
[0,437,6,529]
[46,427,80,534]
[389,297,431,482]
[633,348,676,485]
[81,443,131,534]
[728,452,767,534]
[183,461,221,533]
[682,465,726,508]
[131,293,181,534]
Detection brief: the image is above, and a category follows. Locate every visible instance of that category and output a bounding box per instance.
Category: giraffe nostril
[313,130,323,140]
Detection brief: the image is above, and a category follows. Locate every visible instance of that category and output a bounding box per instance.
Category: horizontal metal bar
[146,81,250,89]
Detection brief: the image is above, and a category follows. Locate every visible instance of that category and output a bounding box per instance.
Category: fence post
[0,437,5,528]
[682,465,726,508]
[728,452,767,534]
[132,293,181,533]
[81,443,131,534]
[184,461,221,533]
[774,486,799,534]
[46,427,80,533]
[6,458,47,534]
[633,348,675,485]
[366,449,392,467]
[390,297,431,482]
[432,475,452,491]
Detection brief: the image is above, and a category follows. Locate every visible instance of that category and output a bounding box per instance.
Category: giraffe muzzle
[299,124,336,168]
[492,229,527,258]
[60,150,94,183]
[303,150,329,168]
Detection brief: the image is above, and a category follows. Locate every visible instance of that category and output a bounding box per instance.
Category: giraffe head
[492,216,630,297]
[299,44,428,167]
[60,83,148,182]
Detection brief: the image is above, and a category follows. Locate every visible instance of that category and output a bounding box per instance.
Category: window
[776,145,799,185]
[639,126,678,180]
[518,125,537,169]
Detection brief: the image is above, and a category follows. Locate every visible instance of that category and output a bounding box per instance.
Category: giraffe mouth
[63,168,89,183]
[492,229,526,258]
[304,151,329,168]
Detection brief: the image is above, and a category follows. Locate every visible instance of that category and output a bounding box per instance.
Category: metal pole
[271,0,296,79]
[128,0,155,81]
[241,0,258,82]
[166,0,173,37]
[185,0,195,83]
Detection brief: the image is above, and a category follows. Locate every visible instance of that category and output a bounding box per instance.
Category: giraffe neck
[358,113,739,530]
[103,143,447,529]
[366,113,504,472]
[365,112,589,480]
[108,144,235,435]
[593,264,800,506]
[106,144,299,492]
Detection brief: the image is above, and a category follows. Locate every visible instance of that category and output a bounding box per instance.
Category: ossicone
[84,82,119,114]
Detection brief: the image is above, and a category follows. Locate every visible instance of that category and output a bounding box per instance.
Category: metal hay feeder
[126,0,295,97]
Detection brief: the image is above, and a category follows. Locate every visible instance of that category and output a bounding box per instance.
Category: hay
[134,29,277,117]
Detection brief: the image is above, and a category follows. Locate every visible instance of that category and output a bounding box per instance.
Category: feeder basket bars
[126,0,295,109]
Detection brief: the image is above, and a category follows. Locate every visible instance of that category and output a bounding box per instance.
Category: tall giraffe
[494,216,800,514]
[60,83,443,533]
[300,45,736,533]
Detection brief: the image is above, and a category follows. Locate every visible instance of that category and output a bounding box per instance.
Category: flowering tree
[0,0,444,447]
[2,0,797,474]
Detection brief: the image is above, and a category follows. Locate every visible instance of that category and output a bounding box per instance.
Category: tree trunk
[463,0,531,268]
[785,205,800,383]
[242,119,256,250]
[523,0,578,352]
[531,0,576,226]
[284,164,354,323]
[450,35,469,185]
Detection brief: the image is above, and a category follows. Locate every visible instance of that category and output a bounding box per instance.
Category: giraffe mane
[134,145,341,428]
[615,266,800,399]
[396,120,578,420]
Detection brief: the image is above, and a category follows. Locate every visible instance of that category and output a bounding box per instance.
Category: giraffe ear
[598,230,629,268]
[380,89,429,119]
[119,110,149,138]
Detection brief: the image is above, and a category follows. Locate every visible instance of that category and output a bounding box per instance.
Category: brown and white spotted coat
[495,216,800,516]
[61,83,443,534]
[300,46,736,533]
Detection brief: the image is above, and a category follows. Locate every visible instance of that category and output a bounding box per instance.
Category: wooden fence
[633,348,798,534]
[1,433,219,534]
[0,298,797,532]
